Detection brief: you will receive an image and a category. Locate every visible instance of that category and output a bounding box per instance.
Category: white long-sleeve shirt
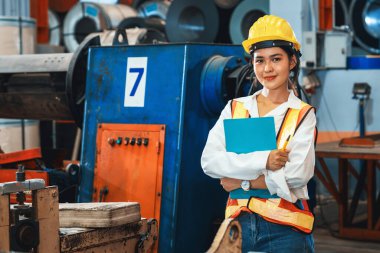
[201,89,316,203]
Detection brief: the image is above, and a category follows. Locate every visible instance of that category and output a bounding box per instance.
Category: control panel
[93,123,165,225]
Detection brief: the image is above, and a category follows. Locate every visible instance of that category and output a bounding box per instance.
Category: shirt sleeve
[201,101,270,180]
[264,109,316,202]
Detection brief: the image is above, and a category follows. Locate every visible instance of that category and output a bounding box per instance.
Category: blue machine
[79,44,245,252]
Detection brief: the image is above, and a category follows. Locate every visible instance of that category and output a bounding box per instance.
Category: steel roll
[0,16,36,55]
[48,9,61,46]
[63,2,137,52]
[166,0,219,42]
[0,0,30,17]
[349,0,380,54]
[138,0,170,20]
[229,0,268,45]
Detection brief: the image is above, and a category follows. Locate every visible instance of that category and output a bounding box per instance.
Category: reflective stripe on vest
[226,99,315,234]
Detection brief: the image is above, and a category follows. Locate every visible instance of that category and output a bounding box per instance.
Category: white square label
[124,57,148,107]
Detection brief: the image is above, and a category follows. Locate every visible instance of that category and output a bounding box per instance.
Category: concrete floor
[313,197,380,253]
[314,228,380,253]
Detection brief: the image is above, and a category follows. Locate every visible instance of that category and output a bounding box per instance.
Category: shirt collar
[234,89,302,113]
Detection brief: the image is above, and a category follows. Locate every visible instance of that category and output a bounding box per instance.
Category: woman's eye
[255,59,263,64]
[272,58,281,62]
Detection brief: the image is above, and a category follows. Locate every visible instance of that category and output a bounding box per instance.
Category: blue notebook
[223,117,277,154]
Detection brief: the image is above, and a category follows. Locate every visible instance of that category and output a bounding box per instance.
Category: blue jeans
[237,212,314,253]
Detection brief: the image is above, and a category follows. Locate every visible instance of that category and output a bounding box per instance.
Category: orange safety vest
[225,99,316,234]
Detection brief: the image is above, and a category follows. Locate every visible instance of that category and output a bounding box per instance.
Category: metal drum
[0,119,40,153]
[0,16,36,55]
[0,0,30,17]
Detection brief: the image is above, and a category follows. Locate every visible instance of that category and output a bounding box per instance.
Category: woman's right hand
[266,150,289,171]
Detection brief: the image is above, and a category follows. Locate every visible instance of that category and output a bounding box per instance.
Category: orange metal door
[93,124,165,225]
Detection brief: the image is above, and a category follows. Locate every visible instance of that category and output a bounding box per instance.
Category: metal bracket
[137,218,158,253]
[0,179,45,195]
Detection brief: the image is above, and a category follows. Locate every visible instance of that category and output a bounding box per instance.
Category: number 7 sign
[124,57,148,107]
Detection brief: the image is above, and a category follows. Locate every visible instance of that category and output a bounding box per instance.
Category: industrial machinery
[0,169,158,252]
[0,167,52,252]
[0,34,101,127]
[78,43,248,252]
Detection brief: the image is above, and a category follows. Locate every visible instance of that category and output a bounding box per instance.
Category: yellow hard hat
[242,15,301,54]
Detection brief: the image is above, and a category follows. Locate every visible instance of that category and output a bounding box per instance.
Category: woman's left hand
[220,178,241,192]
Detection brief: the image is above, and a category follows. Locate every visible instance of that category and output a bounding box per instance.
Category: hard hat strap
[250,40,295,54]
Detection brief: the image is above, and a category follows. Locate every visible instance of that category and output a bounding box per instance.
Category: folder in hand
[223,117,277,154]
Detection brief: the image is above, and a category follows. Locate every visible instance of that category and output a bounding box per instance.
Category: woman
[201,15,316,252]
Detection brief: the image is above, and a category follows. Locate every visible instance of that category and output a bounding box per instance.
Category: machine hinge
[156,141,160,154]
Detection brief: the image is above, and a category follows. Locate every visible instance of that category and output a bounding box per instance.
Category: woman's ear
[290,55,297,70]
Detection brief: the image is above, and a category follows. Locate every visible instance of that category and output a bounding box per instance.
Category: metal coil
[166,0,219,42]
[0,0,30,17]
[63,2,137,52]
[229,0,268,45]
[349,0,380,54]
[0,16,36,55]
[48,9,61,46]
[138,0,170,20]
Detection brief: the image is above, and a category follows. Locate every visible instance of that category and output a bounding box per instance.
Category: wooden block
[33,186,60,253]
[59,202,141,228]
[339,137,375,148]
[60,219,147,252]
[339,134,380,148]
[0,194,10,251]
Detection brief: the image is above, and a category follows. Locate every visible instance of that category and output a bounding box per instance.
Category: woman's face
[253,47,296,91]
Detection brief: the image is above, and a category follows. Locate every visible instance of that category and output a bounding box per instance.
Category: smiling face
[253,47,296,92]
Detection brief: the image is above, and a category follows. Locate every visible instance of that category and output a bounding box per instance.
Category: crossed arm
[219,149,289,191]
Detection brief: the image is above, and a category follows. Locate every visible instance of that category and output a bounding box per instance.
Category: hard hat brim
[242,36,301,54]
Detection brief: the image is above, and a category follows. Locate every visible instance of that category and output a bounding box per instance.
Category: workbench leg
[339,159,348,230]
[0,194,10,251]
[367,160,375,229]
[32,186,60,253]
